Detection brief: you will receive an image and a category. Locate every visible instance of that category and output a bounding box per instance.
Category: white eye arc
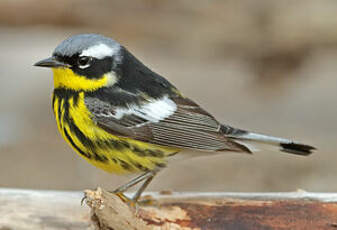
[78,56,92,69]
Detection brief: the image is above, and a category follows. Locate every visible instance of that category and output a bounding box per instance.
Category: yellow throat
[52,68,115,91]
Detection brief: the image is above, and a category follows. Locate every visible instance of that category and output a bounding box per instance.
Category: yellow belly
[53,91,179,174]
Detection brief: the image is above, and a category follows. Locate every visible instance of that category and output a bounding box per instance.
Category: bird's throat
[52,68,110,91]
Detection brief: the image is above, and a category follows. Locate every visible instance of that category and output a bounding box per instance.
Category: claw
[137,194,158,206]
[81,196,87,206]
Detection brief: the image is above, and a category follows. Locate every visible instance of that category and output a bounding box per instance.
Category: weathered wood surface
[0,188,91,230]
[1,188,337,230]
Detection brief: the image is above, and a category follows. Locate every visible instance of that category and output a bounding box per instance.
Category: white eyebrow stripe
[80,43,120,59]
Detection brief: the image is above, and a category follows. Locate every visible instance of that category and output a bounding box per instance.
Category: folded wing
[85,95,251,153]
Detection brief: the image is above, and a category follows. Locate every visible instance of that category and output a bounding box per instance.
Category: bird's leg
[132,172,156,202]
[80,171,155,206]
[112,171,153,194]
[111,169,160,205]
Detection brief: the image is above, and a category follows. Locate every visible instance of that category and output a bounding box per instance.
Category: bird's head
[34,34,122,91]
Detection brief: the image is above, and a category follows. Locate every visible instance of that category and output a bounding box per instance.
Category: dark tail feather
[221,125,316,156]
[280,143,315,156]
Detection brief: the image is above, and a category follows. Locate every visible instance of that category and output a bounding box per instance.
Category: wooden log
[84,188,337,230]
[0,188,90,230]
[1,188,337,230]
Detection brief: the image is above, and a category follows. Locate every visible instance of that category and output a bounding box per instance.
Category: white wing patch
[114,95,177,123]
[80,43,120,59]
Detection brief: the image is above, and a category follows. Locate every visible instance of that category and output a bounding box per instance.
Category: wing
[85,94,251,153]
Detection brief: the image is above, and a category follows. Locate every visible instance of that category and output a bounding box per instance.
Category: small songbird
[34,34,315,202]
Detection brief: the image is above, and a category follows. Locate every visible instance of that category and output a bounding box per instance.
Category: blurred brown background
[0,0,336,192]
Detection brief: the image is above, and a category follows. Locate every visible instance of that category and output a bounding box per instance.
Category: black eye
[78,56,92,67]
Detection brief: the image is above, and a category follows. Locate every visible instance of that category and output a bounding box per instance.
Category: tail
[221,125,316,156]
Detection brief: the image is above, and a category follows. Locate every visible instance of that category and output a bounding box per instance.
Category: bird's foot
[113,192,139,210]
[137,194,158,206]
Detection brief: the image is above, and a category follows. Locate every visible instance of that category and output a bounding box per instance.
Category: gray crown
[53,33,121,57]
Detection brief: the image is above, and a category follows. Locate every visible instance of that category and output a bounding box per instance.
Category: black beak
[34,57,68,68]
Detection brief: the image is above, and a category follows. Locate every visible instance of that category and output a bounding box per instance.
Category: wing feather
[85,95,250,153]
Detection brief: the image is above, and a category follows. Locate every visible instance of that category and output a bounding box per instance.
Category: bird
[34,34,316,202]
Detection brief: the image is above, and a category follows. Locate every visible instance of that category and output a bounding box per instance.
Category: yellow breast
[52,90,178,174]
